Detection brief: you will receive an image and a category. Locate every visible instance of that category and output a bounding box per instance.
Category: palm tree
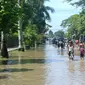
[32,2,54,34]
[18,0,54,48]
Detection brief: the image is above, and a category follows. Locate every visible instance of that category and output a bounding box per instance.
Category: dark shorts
[68,51,74,56]
[80,53,84,58]
[68,51,71,56]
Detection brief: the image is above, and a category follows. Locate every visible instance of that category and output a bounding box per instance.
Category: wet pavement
[0,41,85,85]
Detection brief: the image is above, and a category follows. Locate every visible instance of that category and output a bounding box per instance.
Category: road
[0,41,85,85]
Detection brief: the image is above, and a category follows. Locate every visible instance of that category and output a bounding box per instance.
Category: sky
[45,0,80,33]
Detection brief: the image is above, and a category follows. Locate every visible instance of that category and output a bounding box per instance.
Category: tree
[48,30,54,38]
[65,0,85,9]
[22,0,54,46]
[61,14,82,39]
[62,0,85,40]
[0,0,20,58]
[23,24,38,47]
[31,0,54,34]
[54,30,65,38]
[18,0,54,47]
[0,0,54,57]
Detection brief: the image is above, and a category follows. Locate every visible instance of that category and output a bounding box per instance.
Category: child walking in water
[67,40,74,60]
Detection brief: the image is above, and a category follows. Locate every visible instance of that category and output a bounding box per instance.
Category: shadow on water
[0,58,64,65]
[0,75,8,79]
[0,68,34,73]
[0,60,34,73]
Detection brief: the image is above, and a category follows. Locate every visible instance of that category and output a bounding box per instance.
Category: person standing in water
[75,39,79,48]
[79,41,85,59]
[67,40,74,60]
[80,45,85,59]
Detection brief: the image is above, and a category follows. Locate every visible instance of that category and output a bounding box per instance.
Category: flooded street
[0,41,85,85]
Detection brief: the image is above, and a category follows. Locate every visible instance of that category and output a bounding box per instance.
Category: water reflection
[1,60,8,65]
[0,60,34,73]
[0,60,15,65]
[0,59,65,65]
[68,61,75,73]
[80,60,85,72]
[0,68,33,73]
[60,49,64,55]
[0,43,85,85]
[57,49,61,55]
[0,75,8,79]
[67,60,85,85]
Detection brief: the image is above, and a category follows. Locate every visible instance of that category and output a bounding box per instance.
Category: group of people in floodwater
[52,38,85,60]
[67,39,85,60]
[52,38,65,49]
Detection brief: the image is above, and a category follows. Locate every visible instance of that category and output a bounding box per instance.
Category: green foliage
[22,2,33,30]
[0,0,20,33]
[0,0,54,47]
[67,0,85,9]
[23,24,38,46]
[31,0,54,34]
[61,12,85,39]
[19,0,54,47]
[48,30,54,38]
[63,0,85,39]
[54,30,65,38]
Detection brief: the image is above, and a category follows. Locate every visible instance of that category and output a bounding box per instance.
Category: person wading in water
[67,41,74,60]
[79,41,85,59]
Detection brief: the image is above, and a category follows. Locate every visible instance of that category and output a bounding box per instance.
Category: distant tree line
[61,0,85,41]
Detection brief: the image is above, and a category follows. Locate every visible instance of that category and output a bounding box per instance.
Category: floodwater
[0,41,85,85]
